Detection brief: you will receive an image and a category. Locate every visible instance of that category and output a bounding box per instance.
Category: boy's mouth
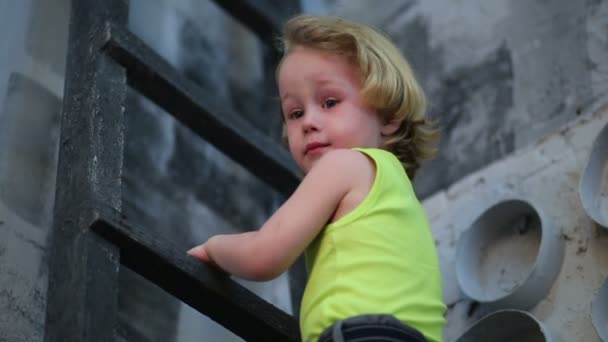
[305,142,331,156]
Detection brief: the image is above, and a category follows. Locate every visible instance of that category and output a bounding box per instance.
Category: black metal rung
[210,0,286,46]
[91,205,300,342]
[102,23,300,196]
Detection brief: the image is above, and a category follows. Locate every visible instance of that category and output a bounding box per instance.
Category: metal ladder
[44,1,302,340]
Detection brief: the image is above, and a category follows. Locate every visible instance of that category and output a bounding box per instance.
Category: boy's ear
[381,120,400,136]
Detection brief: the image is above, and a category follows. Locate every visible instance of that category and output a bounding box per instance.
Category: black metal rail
[211,0,290,48]
[45,0,301,341]
[102,23,301,194]
[92,205,299,341]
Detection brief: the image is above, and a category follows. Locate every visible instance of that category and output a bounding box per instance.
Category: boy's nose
[302,111,321,133]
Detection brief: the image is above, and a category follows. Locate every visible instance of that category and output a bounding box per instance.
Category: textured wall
[424,102,608,341]
[0,1,67,340]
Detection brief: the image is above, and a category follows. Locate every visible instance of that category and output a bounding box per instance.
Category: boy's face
[278,46,391,173]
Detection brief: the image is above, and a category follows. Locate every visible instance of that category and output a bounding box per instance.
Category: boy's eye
[288,110,304,120]
[322,98,338,109]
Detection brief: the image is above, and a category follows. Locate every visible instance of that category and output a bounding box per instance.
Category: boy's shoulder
[311,148,376,186]
[316,148,374,171]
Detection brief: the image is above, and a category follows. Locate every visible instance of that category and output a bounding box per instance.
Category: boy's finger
[187,245,209,261]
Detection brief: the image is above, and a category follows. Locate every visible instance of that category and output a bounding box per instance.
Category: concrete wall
[424,102,608,341]
[1,0,607,341]
[0,1,67,340]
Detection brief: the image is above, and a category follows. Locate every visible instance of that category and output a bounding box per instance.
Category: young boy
[188,14,446,342]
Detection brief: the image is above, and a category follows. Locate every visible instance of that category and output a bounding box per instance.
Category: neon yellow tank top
[300,148,446,342]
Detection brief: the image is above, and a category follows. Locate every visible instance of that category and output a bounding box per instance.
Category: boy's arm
[188,149,372,281]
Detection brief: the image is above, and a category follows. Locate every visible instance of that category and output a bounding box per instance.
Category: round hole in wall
[456,199,563,309]
[580,122,608,229]
[592,278,608,341]
[454,309,557,342]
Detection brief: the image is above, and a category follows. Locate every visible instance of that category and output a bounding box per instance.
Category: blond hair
[278,14,439,179]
